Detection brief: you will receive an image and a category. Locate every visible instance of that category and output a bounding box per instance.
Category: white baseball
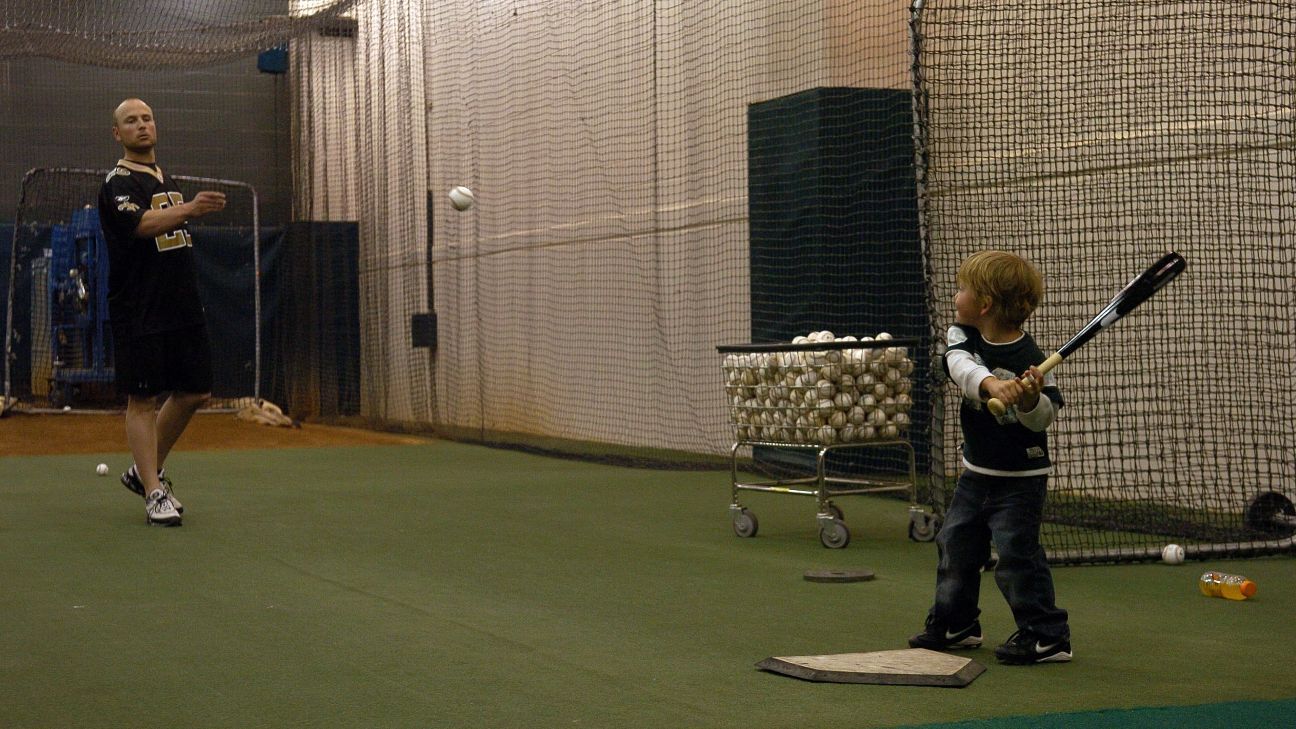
[817,424,838,444]
[448,185,476,210]
[95,463,109,476]
[1161,544,1185,565]
[847,405,866,425]
[817,365,841,384]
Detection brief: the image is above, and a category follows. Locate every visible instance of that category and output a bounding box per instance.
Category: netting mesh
[291,1,922,466]
[913,0,1296,560]
[5,0,1296,561]
[1,2,358,68]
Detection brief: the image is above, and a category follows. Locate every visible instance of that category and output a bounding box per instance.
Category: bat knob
[986,398,1007,417]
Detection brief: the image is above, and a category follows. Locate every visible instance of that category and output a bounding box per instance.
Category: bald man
[97,98,226,526]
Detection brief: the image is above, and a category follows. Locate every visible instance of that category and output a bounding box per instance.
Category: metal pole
[174,176,260,403]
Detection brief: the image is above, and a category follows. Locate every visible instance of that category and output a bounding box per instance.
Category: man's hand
[187,191,226,218]
[134,190,227,238]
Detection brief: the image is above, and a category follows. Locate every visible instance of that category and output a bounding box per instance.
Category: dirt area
[0,411,430,456]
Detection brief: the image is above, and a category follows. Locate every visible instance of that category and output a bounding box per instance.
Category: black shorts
[113,324,214,396]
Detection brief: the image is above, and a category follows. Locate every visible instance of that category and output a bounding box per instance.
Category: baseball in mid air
[96,463,109,477]
[448,185,476,211]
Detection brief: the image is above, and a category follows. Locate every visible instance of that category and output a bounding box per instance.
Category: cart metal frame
[718,338,941,549]
[728,438,931,548]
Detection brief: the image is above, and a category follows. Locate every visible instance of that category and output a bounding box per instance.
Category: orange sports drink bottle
[1198,571,1257,601]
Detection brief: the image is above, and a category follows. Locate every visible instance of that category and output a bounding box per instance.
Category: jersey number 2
[151,192,193,251]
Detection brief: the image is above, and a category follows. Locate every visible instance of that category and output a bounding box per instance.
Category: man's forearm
[133,203,192,238]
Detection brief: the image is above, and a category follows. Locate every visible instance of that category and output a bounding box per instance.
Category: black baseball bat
[987,252,1186,415]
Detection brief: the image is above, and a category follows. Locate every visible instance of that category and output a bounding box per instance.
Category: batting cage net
[0,2,358,68]
[2,168,261,410]
[3,1,1294,563]
[288,0,932,485]
[912,0,1296,562]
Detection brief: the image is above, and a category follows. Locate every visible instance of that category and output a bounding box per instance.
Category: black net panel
[913,0,1296,561]
[3,169,260,409]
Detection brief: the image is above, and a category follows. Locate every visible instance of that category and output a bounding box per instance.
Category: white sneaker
[158,471,184,514]
[123,466,184,514]
[145,489,182,526]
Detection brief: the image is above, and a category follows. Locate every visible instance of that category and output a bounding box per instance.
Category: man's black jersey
[943,324,1064,475]
[97,159,205,338]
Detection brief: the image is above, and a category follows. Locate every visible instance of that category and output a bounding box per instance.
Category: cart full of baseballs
[718,333,941,549]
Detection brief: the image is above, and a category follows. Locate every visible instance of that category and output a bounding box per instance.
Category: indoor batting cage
[1,1,1294,564]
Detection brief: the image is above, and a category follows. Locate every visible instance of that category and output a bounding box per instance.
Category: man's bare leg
[125,394,162,494]
[156,390,209,469]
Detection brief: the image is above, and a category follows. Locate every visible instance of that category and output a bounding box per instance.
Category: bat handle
[985,352,1064,416]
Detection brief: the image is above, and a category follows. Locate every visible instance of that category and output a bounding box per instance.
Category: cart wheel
[732,508,759,538]
[819,518,850,549]
[908,511,941,542]
[825,502,844,522]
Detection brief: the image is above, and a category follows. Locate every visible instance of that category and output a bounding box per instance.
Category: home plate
[757,648,985,687]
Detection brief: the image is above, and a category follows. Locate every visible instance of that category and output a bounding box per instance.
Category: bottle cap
[1241,580,1257,597]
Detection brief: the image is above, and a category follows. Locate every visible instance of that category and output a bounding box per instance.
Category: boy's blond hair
[958,251,1043,329]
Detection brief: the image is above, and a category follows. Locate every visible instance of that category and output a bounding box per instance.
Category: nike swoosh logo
[945,628,967,640]
[1034,641,1062,654]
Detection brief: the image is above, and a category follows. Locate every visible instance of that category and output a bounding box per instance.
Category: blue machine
[48,206,113,405]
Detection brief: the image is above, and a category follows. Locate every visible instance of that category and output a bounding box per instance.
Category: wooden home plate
[757,648,985,687]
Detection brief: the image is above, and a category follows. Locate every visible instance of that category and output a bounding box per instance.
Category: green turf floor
[1,440,1294,728]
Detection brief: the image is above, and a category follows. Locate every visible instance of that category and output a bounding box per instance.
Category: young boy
[908,250,1072,664]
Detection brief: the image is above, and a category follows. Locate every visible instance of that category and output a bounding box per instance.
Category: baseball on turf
[95,463,109,476]
[1161,543,1185,565]
[448,185,476,211]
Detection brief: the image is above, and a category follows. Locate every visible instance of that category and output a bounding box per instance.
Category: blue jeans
[927,470,1069,641]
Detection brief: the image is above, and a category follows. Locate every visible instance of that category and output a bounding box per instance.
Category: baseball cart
[718,337,938,549]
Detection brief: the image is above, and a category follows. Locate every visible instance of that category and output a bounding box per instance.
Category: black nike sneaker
[908,620,983,650]
[994,629,1072,664]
